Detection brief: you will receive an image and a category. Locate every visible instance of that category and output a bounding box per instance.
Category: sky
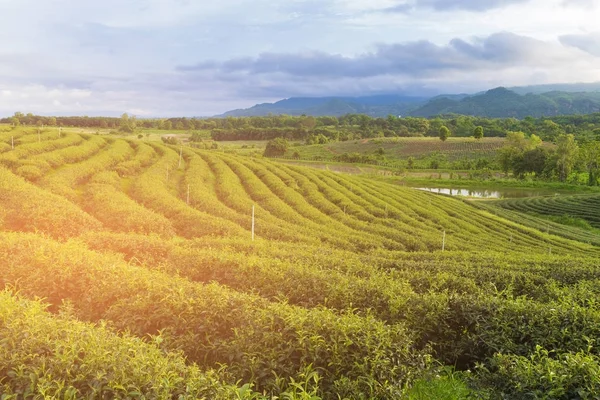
[0,0,599,117]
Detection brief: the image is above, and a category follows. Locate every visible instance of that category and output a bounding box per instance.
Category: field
[489,194,600,229]
[286,137,506,165]
[1,126,600,398]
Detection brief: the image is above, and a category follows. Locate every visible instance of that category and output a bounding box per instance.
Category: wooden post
[442,230,446,252]
[251,205,255,241]
[179,146,183,168]
[11,136,14,149]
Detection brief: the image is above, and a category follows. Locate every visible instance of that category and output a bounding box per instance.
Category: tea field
[489,194,600,229]
[1,127,600,399]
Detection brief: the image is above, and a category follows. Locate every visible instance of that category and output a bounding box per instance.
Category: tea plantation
[1,127,599,399]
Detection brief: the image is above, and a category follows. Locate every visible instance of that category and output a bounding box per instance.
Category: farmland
[489,193,600,229]
[287,137,505,163]
[1,126,600,399]
[273,137,507,171]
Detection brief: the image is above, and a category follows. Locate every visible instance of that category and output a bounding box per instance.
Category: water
[414,187,561,199]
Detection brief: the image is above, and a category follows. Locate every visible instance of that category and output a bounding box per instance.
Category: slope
[1,128,600,399]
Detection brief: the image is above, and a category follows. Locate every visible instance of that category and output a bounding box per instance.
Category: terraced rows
[0,132,597,256]
[473,202,600,246]
[2,131,600,399]
[491,194,600,228]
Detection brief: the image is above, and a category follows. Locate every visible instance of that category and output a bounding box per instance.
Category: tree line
[498,132,600,185]
[3,111,600,144]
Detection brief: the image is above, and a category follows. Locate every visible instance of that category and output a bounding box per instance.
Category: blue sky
[0,0,599,116]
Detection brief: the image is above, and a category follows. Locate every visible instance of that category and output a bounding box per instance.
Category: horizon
[1,0,599,117]
[5,83,600,119]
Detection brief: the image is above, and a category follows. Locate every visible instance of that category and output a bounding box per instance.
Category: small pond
[414,187,562,199]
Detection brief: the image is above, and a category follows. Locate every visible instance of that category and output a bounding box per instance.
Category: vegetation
[410,87,600,118]
[1,127,600,398]
[6,108,600,144]
[487,193,600,229]
[263,137,289,157]
[439,126,451,142]
[474,126,484,140]
[218,86,600,118]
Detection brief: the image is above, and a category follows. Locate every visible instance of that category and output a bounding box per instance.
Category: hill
[410,87,600,118]
[1,126,600,398]
[219,83,600,118]
[219,95,429,117]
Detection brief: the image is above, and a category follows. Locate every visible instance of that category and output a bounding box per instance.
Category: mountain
[509,82,600,95]
[217,83,600,118]
[218,95,428,117]
[409,87,600,118]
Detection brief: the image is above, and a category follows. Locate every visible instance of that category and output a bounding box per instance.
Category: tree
[473,126,484,140]
[514,147,549,178]
[263,138,289,157]
[455,116,475,137]
[428,118,444,137]
[439,126,451,142]
[48,117,57,126]
[539,120,563,141]
[555,134,579,182]
[119,113,137,133]
[497,131,542,176]
[579,141,600,186]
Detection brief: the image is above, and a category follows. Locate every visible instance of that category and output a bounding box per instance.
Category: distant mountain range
[218,83,600,118]
[218,95,429,118]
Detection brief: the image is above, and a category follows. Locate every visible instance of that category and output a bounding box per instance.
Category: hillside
[219,94,428,117]
[410,88,600,118]
[1,127,600,398]
[219,84,600,118]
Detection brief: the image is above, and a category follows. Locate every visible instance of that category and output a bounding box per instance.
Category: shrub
[15,165,43,181]
[264,137,289,157]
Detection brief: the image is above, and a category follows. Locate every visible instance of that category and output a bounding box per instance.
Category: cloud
[0,0,599,116]
[383,0,531,13]
[171,31,600,107]
[559,32,600,56]
[561,0,598,7]
[178,32,575,79]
